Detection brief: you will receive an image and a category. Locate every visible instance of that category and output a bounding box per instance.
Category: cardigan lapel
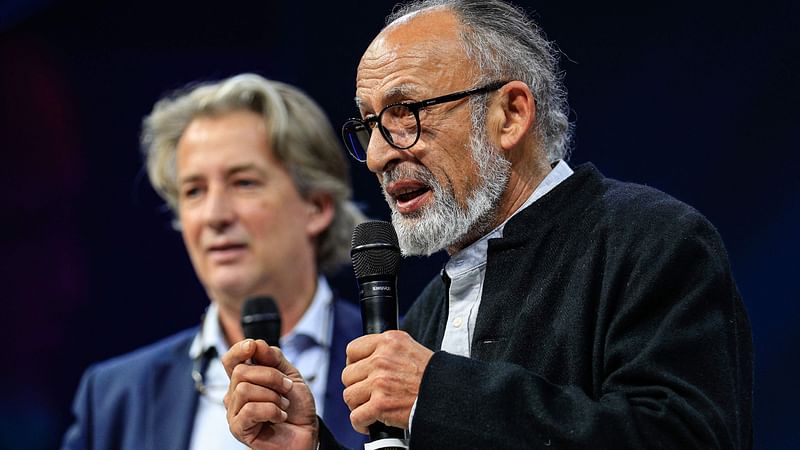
[470,239,523,360]
[471,164,603,361]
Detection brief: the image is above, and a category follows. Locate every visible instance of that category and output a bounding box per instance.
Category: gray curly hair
[387,0,573,161]
[141,73,365,274]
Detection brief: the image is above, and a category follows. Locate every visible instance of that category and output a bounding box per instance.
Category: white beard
[382,122,511,256]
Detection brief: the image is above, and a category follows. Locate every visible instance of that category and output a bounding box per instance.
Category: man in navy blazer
[61,74,367,450]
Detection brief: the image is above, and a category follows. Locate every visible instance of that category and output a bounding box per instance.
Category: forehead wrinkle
[357,82,428,118]
[356,56,454,111]
[226,162,262,175]
[357,10,471,112]
[384,84,415,98]
[179,161,259,181]
[358,42,468,90]
[355,74,420,111]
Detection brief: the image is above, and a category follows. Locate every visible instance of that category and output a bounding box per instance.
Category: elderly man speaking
[222,2,753,449]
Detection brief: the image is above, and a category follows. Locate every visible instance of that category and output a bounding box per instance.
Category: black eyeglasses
[341,80,509,162]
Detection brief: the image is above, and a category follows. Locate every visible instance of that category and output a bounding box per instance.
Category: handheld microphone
[351,221,408,450]
[241,296,281,347]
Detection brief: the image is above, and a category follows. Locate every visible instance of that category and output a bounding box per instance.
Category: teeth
[396,187,419,195]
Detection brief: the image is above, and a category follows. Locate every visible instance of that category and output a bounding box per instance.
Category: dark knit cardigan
[401,164,752,449]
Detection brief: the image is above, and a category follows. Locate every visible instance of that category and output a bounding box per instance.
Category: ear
[304,192,335,239]
[493,80,536,151]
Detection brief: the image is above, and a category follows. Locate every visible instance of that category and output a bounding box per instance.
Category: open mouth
[395,186,430,203]
[387,180,432,214]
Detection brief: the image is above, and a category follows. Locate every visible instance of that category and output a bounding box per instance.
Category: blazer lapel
[324,301,364,449]
[147,336,199,450]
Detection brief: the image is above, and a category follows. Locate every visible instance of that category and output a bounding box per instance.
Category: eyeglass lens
[382,104,417,147]
[343,119,370,161]
[343,104,419,162]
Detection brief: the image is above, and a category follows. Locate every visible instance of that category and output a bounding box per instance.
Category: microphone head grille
[351,221,401,278]
[241,296,281,345]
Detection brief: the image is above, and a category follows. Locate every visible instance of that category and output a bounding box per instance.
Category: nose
[365,129,410,174]
[203,186,235,232]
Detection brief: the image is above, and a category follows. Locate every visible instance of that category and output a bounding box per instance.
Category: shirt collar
[188,302,228,360]
[282,276,333,349]
[188,275,334,358]
[445,160,573,278]
[513,159,573,221]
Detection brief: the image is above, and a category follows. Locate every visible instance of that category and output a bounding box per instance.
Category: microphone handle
[359,280,406,447]
[368,422,405,445]
[360,295,399,335]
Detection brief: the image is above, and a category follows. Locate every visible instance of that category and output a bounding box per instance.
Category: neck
[212,273,320,347]
[500,140,553,221]
[446,153,552,255]
[498,161,552,222]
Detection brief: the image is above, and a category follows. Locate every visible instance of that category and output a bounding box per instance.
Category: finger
[229,401,288,438]
[343,331,409,387]
[241,402,289,424]
[342,379,370,412]
[341,356,369,389]
[222,339,257,378]
[349,388,411,432]
[250,341,303,384]
[250,339,281,367]
[230,364,295,398]
[345,334,379,365]
[226,378,291,417]
[267,346,300,381]
[349,401,378,435]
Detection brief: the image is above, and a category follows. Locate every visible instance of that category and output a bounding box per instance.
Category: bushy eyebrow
[354,84,419,114]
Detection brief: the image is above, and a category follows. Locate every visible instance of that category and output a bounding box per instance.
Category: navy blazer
[61,300,365,450]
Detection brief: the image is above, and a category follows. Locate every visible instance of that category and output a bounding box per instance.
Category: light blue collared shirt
[187,276,334,450]
[281,276,334,417]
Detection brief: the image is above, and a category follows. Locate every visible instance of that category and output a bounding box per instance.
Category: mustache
[381,163,438,188]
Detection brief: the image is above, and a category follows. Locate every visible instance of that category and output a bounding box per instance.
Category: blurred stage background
[1,0,797,448]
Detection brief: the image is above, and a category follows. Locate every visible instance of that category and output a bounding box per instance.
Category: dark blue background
[1,1,797,448]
